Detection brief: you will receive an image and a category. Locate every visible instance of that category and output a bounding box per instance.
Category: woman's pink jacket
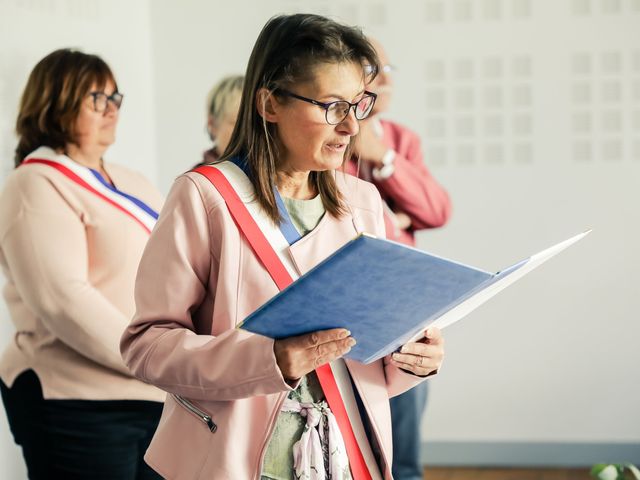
[120,169,427,479]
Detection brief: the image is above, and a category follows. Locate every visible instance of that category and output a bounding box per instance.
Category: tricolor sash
[22,147,158,234]
[193,160,382,480]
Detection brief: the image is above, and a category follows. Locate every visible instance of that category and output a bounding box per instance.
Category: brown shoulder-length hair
[222,14,380,224]
[14,48,117,166]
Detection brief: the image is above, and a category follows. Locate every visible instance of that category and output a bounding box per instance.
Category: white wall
[0,0,156,477]
[149,0,640,461]
[149,0,276,192]
[403,1,640,445]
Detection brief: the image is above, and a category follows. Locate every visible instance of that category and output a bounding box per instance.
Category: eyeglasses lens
[92,93,123,112]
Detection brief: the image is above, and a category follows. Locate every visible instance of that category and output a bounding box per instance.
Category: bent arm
[375,130,451,229]
[120,175,292,401]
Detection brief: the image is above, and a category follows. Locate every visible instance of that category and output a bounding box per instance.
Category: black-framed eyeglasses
[274,89,377,125]
[89,91,124,112]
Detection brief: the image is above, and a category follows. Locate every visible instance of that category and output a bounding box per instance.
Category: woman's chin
[319,148,348,170]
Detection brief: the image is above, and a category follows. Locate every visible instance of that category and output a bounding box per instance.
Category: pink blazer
[120,168,426,479]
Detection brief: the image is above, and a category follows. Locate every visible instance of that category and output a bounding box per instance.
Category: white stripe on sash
[25,146,157,232]
[331,361,384,480]
[209,160,382,479]
[210,161,299,280]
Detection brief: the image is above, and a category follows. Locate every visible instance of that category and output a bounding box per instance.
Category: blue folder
[239,232,588,364]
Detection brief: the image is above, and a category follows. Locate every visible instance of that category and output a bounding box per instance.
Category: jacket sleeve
[374,126,451,230]
[0,172,133,375]
[120,175,293,401]
[383,354,438,398]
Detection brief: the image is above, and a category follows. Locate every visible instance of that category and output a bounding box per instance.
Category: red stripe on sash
[193,165,372,480]
[194,166,292,290]
[23,159,151,234]
[315,363,372,479]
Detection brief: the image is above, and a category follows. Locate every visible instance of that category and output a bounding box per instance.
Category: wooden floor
[423,467,592,479]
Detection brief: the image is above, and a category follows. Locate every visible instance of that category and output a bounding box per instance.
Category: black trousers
[1,370,163,480]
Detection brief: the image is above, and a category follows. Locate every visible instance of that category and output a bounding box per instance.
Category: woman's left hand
[391,327,444,377]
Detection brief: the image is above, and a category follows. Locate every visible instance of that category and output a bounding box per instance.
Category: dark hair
[223,13,380,223]
[14,48,117,166]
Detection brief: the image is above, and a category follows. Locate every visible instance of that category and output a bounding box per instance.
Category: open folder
[239,230,590,364]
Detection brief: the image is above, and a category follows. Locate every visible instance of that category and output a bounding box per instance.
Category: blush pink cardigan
[0,149,165,402]
[120,168,428,479]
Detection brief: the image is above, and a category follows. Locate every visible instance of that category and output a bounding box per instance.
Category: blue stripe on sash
[229,156,302,246]
[273,194,302,245]
[90,170,159,220]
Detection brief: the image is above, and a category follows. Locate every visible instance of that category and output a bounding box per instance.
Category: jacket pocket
[172,394,217,433]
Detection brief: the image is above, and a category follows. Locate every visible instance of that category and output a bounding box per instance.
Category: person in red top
[345,38,452,480]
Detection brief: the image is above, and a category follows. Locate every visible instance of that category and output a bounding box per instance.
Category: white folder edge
[416,230,591,335]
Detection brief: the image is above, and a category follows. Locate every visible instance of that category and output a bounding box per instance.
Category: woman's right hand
[274,328,356,381]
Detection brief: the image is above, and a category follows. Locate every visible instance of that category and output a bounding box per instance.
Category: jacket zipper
[172,394,217,433]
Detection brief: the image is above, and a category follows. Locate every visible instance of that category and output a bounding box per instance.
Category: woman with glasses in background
[0,49,165,479]
[121,14,444,479]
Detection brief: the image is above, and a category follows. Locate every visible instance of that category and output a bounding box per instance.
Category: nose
[376,72,387,87]
[104,99,119,117]
[336,107,359,136]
